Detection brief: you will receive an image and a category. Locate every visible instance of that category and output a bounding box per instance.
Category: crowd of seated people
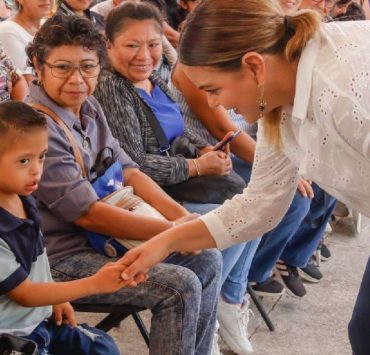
[0,0,368,354]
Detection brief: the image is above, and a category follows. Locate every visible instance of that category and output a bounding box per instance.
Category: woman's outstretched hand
[118,237,172,282]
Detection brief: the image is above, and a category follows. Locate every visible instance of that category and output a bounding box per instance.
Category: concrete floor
[77,215,370,355]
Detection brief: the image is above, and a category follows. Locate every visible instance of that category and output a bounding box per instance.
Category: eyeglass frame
[43,61,101,79]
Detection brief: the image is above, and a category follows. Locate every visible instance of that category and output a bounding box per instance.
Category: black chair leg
[247,285,275,331]
[132,312,150,346]
[95,311,131,332]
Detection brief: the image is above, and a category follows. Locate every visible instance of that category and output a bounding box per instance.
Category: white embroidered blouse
[200,20,370,250]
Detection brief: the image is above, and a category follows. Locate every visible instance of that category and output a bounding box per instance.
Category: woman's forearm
[124,168,189,220]
[165,219,217,253]
[75,201,173,240]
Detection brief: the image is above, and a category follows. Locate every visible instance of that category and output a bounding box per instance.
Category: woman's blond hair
[179,0,321,147]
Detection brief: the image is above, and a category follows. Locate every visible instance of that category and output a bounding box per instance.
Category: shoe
[313,241,332,264]
[274,260,306,298]
[218,297,254,355]
[249,276,285,297]
[211,320,222,355]
[298,258,323,283]
[319,242,331,261]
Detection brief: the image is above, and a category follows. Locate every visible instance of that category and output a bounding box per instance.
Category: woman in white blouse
[119,0,370,352]
[0,0,52,80]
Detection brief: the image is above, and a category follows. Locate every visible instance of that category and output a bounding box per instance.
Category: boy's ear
[106,41,112,50]
[240,52,266,86]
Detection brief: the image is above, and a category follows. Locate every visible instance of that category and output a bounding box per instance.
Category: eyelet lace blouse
[200,20,370,250]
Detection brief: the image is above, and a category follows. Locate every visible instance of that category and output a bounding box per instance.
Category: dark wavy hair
[26,14,106,68]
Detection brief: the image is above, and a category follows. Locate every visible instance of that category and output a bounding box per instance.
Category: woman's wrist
[187,158,201,177]
[192,159,201,176]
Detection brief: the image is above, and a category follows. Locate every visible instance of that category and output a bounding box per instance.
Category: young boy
[0,101,130,354]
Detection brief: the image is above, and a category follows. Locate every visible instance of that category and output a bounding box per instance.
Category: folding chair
[247,285,275,331]
[71,302,150,347]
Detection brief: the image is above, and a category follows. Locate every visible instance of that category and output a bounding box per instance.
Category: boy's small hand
[92,262,143,293]
[53,302,76,327]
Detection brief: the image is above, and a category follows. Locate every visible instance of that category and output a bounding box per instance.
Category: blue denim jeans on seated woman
[184,200,261,305]
[50,249,221,355]
[279,184,336,267]
[233,152,336,286]
[24,319,119,355]
[249,184,336,283]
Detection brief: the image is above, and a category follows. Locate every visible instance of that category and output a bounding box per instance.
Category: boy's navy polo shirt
[0,195,52,336]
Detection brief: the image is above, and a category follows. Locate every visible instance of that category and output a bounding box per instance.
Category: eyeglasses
[44,62,100,78]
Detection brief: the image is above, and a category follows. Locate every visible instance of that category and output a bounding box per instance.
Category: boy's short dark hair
[0,101,47,136]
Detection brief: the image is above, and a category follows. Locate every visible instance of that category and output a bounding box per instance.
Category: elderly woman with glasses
[26,13,222,355]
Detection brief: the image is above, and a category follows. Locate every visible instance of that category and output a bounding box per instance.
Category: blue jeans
[220,239,261,303]
[249,184,336,283]
[184,200,261,304]
[281,184,336,267]
[349,256,370,355]
[24,320,119,355]
[50,249,222,355]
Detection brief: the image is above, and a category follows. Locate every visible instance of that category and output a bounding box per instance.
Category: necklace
[80,129,89,150]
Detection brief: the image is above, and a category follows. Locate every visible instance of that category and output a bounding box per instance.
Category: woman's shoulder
[0,20,30,37]
[97,69,138,101]
[150,71,176,101]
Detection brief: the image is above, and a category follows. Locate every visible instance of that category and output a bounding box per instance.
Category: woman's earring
[257,84,267,118]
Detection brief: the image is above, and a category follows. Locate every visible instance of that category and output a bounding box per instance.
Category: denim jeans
[50,249,222,355]
[249,184,336,282]
[281,184,336,267]
[23,320,119,355]
[220,239,261,304]
[184,200,261,305]
[348,256,370,355]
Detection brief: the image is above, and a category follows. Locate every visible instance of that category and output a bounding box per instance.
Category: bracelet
[191,159,201,177]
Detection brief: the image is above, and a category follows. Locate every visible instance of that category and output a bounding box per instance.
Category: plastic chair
[71,302,150,347]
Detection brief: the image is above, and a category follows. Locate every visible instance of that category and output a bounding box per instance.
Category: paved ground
[77,214,370,355]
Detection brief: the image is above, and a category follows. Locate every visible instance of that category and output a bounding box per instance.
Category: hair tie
[284,15,295,35]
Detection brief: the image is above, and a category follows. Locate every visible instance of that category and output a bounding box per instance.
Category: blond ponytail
[285,10,321,62]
